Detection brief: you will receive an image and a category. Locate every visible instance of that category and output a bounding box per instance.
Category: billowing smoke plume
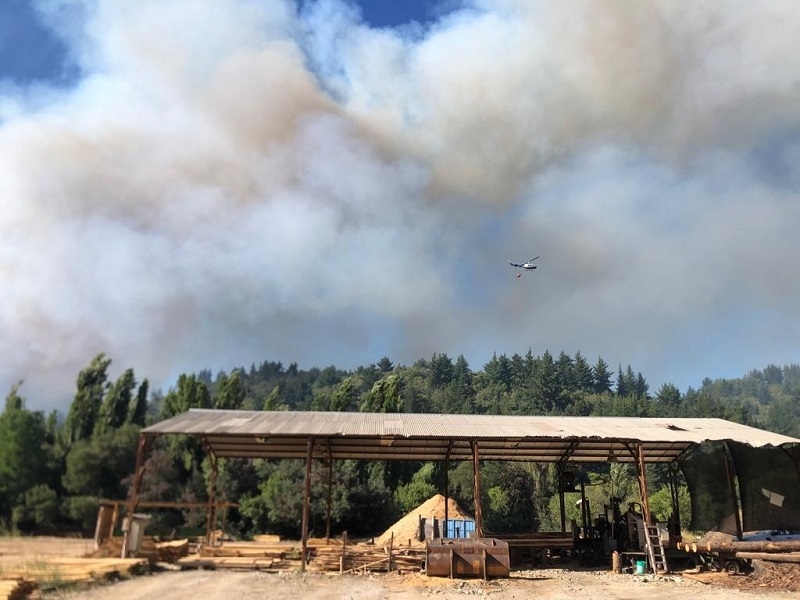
[2,0,799,410]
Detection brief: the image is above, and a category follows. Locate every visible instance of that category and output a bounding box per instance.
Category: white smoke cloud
[1,0,799,410]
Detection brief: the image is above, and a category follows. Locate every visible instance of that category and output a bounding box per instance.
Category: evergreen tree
[429,352,454,389]
[555,351,576,393]
[655,383,681,409]
[573,351,594,393]
[531,351,557,412]
[634,372,649,401]
[215,369,246,410]
[0,386,50,524]
[377,357,394,373]
[127,379,149,426]
[331,377,357,412]
[160,373,211,419]
[66,353,111,444]
[363,374,404,413]
[95,368,136,435]
[593,357,612,394]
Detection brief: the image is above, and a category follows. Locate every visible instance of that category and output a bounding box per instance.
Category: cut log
[734,552,800,564]
[705,541,800,554]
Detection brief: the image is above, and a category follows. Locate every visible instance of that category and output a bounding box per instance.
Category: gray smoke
[2,0,799,410]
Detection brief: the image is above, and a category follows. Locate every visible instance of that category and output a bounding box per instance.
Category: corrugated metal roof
[143,410,800,463]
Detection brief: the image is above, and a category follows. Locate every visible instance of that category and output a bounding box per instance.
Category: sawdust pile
[375,494,473,547]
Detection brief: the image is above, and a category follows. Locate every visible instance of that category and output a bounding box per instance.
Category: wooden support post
[204,444,218,545]
[444,440,453,536]
[301,437,315,572]
[122,433,154,558]
[388,532,394,572]
[580,481,588,535]
[472,440,484,538]
[325,456,333,542]
[635,443,651,526]
[668,462,682,542]
[558,463,566,533]
[723,443,744,540]
[340,530,348,573]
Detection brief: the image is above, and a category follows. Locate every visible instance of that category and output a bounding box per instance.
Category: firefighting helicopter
[508,256,539,277]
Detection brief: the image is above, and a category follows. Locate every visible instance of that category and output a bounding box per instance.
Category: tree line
[1,351,798,538]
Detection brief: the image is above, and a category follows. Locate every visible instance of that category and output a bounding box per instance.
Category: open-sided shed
[129,410,800,564]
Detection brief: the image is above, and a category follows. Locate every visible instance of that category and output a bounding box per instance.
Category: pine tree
[593,357,612,394]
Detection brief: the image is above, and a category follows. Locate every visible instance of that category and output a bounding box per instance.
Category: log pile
[677,539,800,565]
[0,578,37,600]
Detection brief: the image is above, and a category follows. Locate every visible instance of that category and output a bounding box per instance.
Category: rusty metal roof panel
[143,410,799,464]
[142,410,798,443]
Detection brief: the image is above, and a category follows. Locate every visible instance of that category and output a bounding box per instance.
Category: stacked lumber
[94,536,189,563]
[0,578,37,600]
[198,541,293,559]
[176,556,280,570]
[1,558,147,588]
[310,544,424,573]
[177,540,304,571]
[252,534,281,544]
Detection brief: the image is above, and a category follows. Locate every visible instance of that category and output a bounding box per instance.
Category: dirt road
[49,567,799,600]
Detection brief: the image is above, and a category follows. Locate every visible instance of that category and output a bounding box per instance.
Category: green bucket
[635,560,647,575]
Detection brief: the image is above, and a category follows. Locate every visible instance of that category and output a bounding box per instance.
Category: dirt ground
[45,567,800,600]
[3,537,799,600]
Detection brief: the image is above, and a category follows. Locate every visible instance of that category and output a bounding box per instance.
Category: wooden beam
[472,440,484,538]
[723,442,744,539]
[558,462,567,533]
[635,443,651,525]
[122,433,155,558]
[300,437,315,572]
[325,454,333,542]
[444,440,453,533]
[204,442,218,544]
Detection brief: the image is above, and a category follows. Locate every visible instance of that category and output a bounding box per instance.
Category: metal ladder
[645,525,669,574]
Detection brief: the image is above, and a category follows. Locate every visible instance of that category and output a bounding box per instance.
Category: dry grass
[0,536,94,590]
[0,536,94,563]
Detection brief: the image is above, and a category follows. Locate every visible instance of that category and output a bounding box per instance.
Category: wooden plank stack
[176,539,304,571]
[0,557,148,589]
[0,578,38,600]
[95,537,189,563]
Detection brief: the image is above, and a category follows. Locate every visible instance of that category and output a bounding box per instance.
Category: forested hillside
[2,351,798,538]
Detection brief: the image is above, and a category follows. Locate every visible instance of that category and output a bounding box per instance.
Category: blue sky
[1,1,799,411]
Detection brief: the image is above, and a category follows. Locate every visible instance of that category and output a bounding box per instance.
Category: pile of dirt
[374,494,473,547]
